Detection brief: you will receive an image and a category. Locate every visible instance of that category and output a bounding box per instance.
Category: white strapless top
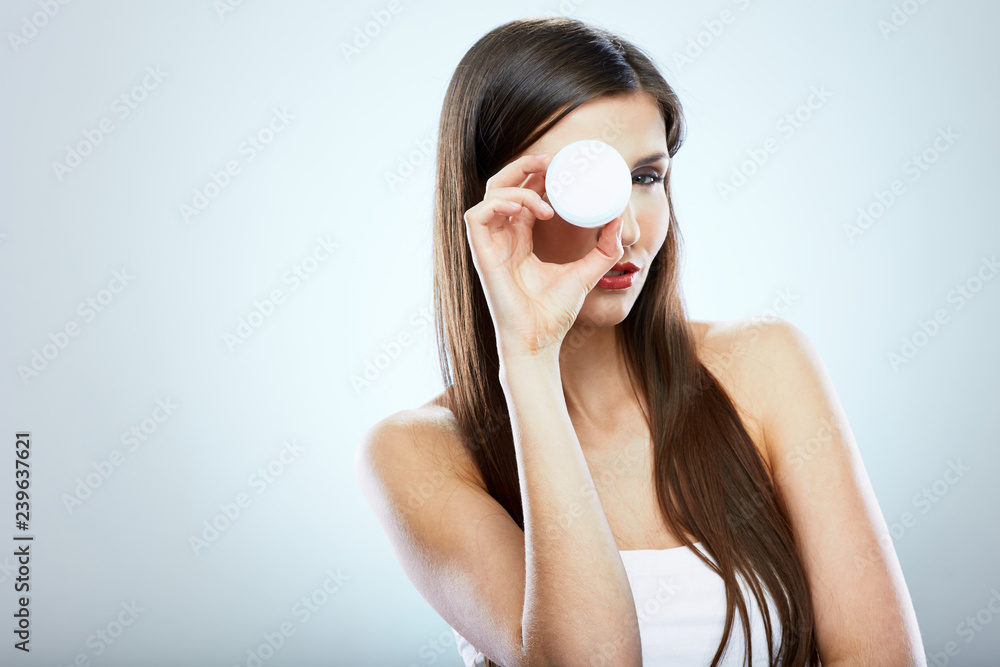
[451,541,784,665]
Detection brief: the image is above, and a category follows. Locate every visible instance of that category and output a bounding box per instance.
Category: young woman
[356,16,925,667]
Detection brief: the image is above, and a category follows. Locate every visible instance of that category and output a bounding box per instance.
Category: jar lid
[544,139,632,228]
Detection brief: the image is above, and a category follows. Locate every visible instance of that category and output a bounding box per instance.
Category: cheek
[636,199,671,240]
[648,213,670,246]
[532,216,595,264]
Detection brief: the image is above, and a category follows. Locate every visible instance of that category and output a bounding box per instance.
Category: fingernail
[534,152,549,159]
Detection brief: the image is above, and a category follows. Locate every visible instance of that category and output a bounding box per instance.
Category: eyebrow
[630,151,669,170]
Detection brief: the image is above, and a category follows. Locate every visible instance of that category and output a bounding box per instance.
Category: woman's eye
[632,172,664,186]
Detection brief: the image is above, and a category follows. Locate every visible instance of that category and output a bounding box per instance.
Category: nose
[618,201,640,247]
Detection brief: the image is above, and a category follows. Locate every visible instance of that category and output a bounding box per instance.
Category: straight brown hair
[432,16,820,666]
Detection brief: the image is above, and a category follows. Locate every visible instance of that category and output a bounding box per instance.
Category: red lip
[610,262,639,273]
[598,262,639,290]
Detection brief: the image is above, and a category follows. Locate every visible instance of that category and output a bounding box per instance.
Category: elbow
[518,633,642,667]
[512,599,643,666]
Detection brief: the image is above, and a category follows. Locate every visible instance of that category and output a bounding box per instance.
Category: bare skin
[419,86,773,550]
[419,317,771,553]
[357,90,925,665]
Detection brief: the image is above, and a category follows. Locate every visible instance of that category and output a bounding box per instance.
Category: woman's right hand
[463,153,625,360]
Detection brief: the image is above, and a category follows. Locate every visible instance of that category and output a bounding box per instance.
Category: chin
[577,292,636,325]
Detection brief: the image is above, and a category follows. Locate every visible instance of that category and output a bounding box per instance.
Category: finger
[481,186,554,223]
[464,196,521,254]
[484,153,554,197]
[519,170,546,200]
[574,217,625,290]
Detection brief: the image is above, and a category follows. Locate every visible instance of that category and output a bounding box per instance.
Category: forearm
[500,352,642,666]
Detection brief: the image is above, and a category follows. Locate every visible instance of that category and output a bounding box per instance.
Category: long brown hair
[432,16,820,666]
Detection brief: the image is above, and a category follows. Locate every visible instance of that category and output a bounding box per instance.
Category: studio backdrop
[1,0,998,665]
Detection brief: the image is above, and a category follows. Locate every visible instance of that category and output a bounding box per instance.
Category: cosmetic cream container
[544,139,632,228]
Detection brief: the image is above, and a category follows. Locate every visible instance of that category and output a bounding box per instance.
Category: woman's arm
[354,351,642,667]
[449,150,640,663]
[499,349,643,665]
[749,317,926,666]
[370,149,640,664]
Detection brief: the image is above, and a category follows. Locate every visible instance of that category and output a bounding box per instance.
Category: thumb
[575,216,624,290]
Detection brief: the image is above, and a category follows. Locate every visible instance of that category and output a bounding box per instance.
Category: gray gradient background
[1,0,998,665]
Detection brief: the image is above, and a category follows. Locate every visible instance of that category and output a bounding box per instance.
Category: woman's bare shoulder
[688,316,800,470]
[689,315,795,370]
[357,386,485,491]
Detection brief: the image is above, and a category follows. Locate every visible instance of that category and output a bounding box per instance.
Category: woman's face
[518,91,671,328]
